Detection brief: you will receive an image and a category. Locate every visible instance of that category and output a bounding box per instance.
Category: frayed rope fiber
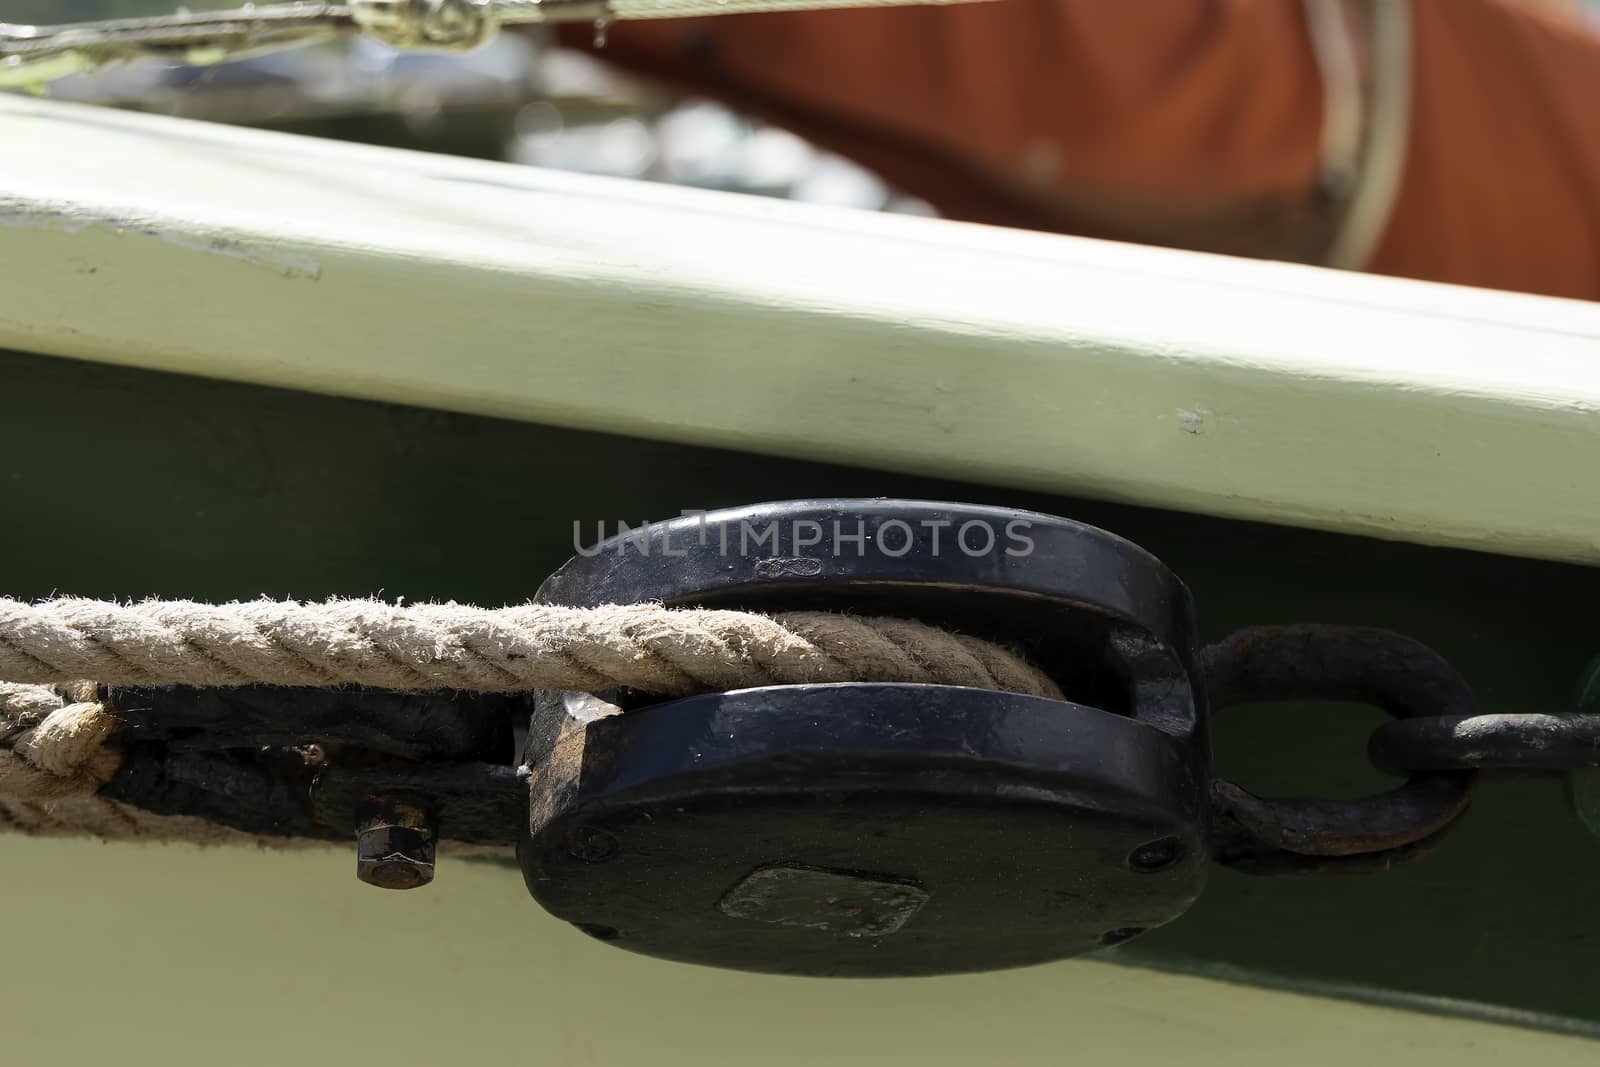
[0,598,1057,840]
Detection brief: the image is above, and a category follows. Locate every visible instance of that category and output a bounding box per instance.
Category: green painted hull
[6,347,1597,1030]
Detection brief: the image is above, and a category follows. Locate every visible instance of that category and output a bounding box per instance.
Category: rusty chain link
[1202,625,1600,876]
[1200,625,1479,876]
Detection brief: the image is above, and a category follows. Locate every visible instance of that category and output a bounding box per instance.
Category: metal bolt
[1127,836,1184,874]
[356,794,437,890]
[566,823,620,863]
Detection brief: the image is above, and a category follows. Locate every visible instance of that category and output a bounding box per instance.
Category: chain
[1369,713,1600,772]
[1199,626,1478,875]
[1201,626,1600,876]
[0,0,976,89]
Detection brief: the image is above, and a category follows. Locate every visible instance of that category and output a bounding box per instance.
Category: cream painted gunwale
[3,93,1598,563]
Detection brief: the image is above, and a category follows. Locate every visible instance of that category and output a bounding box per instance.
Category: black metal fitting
[355,793,438,890]
[1369,713,1600,773]
[517,499,1211,976]
[87,498,1495,975]
[96,686,526,849]
[1199,625,1478,873]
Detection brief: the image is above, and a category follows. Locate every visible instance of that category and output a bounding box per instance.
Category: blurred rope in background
[4,1,1598,259]
[2,0,934,212]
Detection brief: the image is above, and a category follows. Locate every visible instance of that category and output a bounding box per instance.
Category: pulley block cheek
[518,500,1216,977]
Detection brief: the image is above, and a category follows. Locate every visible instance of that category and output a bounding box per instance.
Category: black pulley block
[517,500,1210,976]
[84,498,1474,967]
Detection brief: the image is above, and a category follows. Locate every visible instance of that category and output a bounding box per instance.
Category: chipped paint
[0,199,320,280]
[1175,406,1244,434]
[150,228,321,281]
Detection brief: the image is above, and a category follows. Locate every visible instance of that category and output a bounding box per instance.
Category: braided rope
[2,0,986,89]
[0,598,1059,697]
[0,598,1058,840]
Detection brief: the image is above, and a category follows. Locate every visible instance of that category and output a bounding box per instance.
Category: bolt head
[566,824,620,863]
[1127,836,1185,874]
[356,799,437,890]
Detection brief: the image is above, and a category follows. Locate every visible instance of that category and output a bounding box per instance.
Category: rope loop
[0,598,1062,840]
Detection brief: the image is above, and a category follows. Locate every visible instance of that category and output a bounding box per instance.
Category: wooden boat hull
[3,92,1598,1055]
